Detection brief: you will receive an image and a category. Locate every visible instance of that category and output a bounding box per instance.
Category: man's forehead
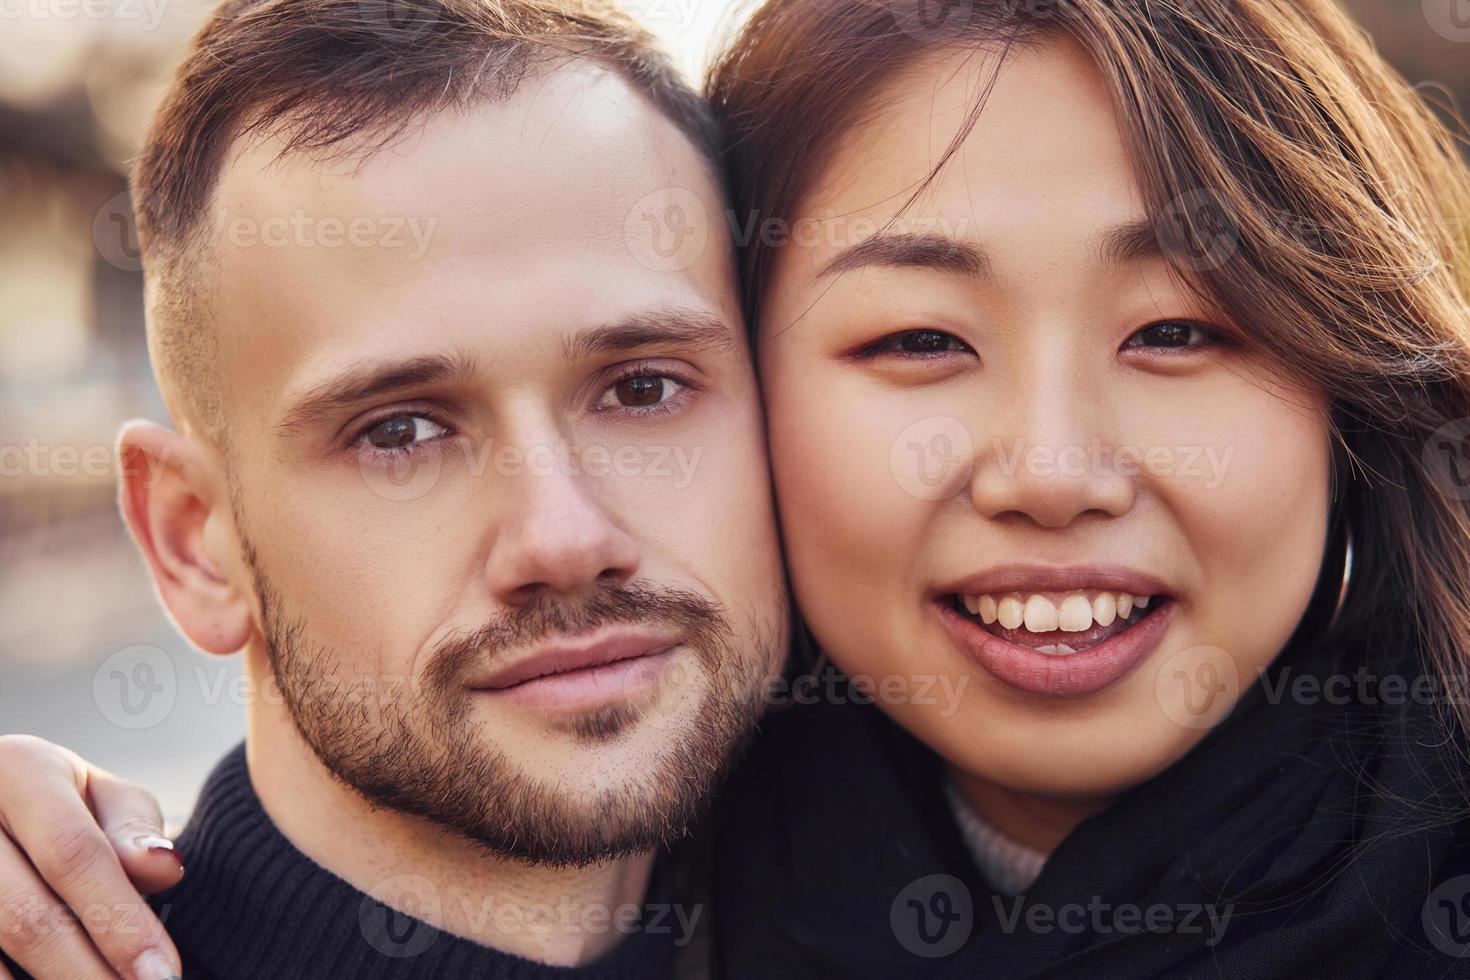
[202,61,731,328]
[191,60,740,428]
[207,60,721,250]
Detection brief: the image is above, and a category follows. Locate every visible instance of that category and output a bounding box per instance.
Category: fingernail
[132,948,180,980]
[137,835,175,854]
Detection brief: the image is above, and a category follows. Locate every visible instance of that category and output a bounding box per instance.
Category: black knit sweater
[138,743,676,980]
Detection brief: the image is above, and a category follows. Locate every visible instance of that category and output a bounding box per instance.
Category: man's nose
[482,448,640,606]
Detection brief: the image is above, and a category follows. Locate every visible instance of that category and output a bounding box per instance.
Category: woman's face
[760,38,1333,806]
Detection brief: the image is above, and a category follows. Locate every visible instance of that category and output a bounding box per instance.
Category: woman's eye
[860,329,973,358]
[596,373,686,411]
[1124,320,1223,351]
[362,414,448,451]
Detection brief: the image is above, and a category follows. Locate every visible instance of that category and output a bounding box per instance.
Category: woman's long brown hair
[708,0,1470,784]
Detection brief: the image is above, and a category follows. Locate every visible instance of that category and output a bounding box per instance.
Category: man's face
[202,64,788,864]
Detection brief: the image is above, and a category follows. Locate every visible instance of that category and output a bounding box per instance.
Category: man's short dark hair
[133,0,718,438]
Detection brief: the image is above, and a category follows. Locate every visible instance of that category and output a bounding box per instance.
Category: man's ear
[117,420,253,655]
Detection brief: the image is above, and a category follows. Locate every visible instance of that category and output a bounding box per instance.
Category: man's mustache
[425,583,732,690]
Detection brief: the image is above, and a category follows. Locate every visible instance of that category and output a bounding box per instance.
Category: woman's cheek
[1140,378,1330,680]
[766,370,937,663]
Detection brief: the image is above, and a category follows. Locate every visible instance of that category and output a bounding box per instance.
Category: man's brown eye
[363,415,445,450]
[613,376,668,407]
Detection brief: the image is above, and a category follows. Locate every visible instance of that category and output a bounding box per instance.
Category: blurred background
[1,0,1468,822]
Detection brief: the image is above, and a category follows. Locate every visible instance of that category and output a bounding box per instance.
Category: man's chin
[469,689,722,789]
[323,688,733,867]
[259,572,769,867]
[429,732,727,868]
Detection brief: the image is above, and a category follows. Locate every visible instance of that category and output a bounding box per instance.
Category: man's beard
[247,554,774,867]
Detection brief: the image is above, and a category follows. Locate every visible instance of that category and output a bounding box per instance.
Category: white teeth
[1036,643,1077,656]
[960,590,1159,631]
[997,596,1024,630]
[978,595,998,625]
[1058,594,1092,632]
[1023,595,1058,632]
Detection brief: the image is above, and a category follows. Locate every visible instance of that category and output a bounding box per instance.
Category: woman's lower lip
[936,598,1175,698]
[476,647,680,711]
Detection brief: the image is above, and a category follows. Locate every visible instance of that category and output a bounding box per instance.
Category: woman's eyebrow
[818,231,991,279]
[817,220,1164,281]
[1098,219,1164,267]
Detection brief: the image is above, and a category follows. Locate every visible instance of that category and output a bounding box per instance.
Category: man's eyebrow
[562,308,738,362]
[278,350,479,432]
[1098,219,1164,267]
[818,232,991,279]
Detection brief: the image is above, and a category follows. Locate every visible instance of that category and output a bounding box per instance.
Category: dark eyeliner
[1121,319,1235,352]
[848,328,974,361]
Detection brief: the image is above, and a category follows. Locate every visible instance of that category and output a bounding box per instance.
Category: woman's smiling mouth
[955,590,1156,654]
[934,566,1177,697]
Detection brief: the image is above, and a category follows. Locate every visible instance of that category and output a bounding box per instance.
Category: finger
[0,745,180,980]
[87,769,183,895]
[0,830,114,980]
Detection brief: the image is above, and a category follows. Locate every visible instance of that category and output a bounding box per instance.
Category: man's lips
[468,627,680,692]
